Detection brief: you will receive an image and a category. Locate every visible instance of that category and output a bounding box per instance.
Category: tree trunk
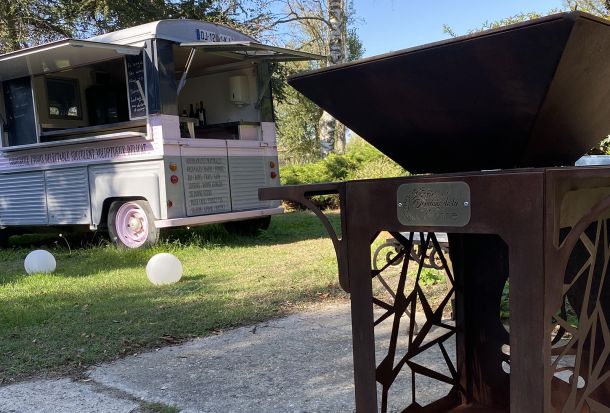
[319,0,346,158]
[319,111,336,157]
[327,0,346,66]
[335,121,346,154]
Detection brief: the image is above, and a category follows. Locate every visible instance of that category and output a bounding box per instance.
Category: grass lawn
[0,211,345,382]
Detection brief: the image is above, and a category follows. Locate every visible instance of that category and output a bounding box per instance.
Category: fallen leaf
[161,334,179,344]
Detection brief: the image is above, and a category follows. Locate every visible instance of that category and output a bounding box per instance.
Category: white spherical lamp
[24,250,56,274]
[146,253,183,285]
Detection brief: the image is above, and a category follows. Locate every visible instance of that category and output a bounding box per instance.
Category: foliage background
[280,136,408,209]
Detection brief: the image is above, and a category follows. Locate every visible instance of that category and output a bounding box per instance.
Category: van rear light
[270,171,277,179]
[269,161,276,168]
[167,200,173,208]
[169,163,178,171]
[170,175,179,184]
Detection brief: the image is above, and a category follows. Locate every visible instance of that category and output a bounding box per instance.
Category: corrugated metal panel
[0,171,48,225]
[46,168,91,225]
[228,156,269,211]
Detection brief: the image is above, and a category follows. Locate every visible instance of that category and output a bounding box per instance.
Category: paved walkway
[0,303,453,413]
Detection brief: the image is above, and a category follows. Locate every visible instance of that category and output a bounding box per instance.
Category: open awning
[0,39,142,81]
[179,41,324,62]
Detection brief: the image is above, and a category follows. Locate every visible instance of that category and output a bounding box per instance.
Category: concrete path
[0,302,454,413]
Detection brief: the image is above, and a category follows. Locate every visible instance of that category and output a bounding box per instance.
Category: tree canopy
[0,0,273,54]
[0,0,75,53]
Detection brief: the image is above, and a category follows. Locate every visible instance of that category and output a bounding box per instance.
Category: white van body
[0,20,319,247]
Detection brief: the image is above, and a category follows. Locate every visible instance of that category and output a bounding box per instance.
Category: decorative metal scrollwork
[372,233,449,271]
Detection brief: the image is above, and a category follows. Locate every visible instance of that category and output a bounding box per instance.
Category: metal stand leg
[349,238,379,412]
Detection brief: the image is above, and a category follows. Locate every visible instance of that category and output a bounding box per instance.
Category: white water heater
[229,75,250,106]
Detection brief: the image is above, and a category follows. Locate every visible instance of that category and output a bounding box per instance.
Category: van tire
[0,230,9,248]
[223,216,271,236]
[108,200,159,249]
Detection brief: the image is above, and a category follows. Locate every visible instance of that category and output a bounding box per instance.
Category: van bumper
[154,207,284,229]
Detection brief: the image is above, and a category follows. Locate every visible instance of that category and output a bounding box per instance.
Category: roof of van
[88,19,255,46]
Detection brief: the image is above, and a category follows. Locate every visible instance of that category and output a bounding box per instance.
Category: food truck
[0,20,320,248]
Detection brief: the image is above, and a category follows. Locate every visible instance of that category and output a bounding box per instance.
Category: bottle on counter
[199,101,206,126]
[189,103,195,118]
[179,108,188,137]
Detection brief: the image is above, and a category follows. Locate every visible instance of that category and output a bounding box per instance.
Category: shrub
[281,161,328,185]
[344,135,384,164]
[419,268,445,287]
[280,137,408,210]
[348,156,407,181]
[324,153,359,181]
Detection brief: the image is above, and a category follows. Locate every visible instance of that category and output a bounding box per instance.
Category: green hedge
[280,137,408,209]
[281,137,407,185]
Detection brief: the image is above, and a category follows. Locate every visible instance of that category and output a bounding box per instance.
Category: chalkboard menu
[3,76,37,146]
[182,157,231,216]
[125,53,147,119]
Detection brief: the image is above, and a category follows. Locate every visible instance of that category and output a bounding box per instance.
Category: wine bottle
[189,103,195,118]
[199,101,206,126]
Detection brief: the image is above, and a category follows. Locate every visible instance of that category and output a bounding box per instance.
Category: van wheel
[0,230,10,248]
[108,200,159,249]
[223,216,271,236]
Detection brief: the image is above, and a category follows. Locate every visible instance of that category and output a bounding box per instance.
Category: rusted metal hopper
[288,12,610,173]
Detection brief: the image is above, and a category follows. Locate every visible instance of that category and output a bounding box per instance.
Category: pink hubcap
[115,202,149,248]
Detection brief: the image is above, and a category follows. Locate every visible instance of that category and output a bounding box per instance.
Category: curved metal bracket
[259,183,350,292]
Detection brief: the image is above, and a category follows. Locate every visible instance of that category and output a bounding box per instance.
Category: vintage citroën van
[0,20,319,248]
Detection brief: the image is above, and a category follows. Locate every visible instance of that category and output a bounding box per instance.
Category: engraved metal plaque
[397,182,471,227]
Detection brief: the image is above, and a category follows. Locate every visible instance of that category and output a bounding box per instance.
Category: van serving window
[0,39,143,148]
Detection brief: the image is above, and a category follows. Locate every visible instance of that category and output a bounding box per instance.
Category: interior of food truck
[35,58,143,142]
[173,44,271,141]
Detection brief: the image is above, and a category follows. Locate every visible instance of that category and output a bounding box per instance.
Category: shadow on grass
[159,210,340,248]
[0,247,152,285]
[4,211,339,251]
[0,211,340,283]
